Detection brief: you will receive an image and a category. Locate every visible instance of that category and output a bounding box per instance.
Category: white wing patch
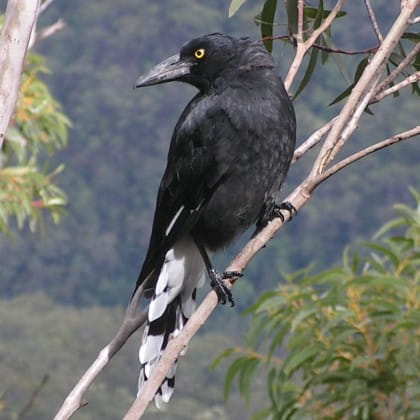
[165,206,185,236]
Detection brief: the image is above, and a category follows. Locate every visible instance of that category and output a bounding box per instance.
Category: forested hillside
[0,0,418,418]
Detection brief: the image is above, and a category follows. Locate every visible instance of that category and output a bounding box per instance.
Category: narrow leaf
[261,0,278,52]
[224,357,247,400]
[286,0,298,36]
[293,47,319,99]
[329,57,369,105]
[282,344,321,376]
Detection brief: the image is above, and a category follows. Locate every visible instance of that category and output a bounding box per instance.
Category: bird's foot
[209,270,242,307]
[271,201,297,223]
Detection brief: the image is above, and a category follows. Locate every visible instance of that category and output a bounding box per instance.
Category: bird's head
[135,33,263,92]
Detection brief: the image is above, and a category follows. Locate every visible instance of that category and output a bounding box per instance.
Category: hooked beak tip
[134,54,190,89]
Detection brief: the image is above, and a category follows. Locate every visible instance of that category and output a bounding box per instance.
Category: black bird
[134,33,296,406]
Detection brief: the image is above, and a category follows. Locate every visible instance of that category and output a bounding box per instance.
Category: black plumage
[134,33,296,406]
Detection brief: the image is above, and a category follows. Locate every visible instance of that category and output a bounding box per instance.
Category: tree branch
[284,0,305,92]
[291,117,337,164]
[264,35,380,56]
[309,0,417,177]
[375,42,420,93]
[39,0,57,15]
[17,374,49,419]
[312,43,379,55]
[31,19,66,46]
[0,0,40,152]
[293,63,420,166]
[327,74,381,166]
[54,283,148,420]
[310,126,420,187]
[284,0,347,92]
[372,71,420,103]
[364,0,384,42]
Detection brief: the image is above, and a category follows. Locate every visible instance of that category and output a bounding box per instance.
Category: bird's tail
[137,237,205,407]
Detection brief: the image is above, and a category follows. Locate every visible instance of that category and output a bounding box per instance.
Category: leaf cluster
[217,189,420,419]
[0,52,70,233]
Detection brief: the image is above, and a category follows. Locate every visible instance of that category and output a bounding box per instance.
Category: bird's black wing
[134,92,240,297]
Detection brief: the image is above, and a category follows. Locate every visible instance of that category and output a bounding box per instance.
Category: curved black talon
[209,269,235,307]
[272,201,297,222]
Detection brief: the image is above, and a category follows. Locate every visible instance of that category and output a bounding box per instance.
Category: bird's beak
[135,54,191,88]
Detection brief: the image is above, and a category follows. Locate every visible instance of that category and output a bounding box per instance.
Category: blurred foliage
[217,189,420,419]
[0,52,70,233]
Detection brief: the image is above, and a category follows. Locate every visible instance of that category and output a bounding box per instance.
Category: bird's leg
[193,238,240,307]
[271,201,297,222]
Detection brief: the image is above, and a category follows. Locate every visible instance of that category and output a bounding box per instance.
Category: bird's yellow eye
[194,48,205,59]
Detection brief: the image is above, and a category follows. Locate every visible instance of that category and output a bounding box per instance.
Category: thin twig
[54,283,148,420]
[39,0,56,14]
[297,0,304,40]
[284,0,347,91]
[364,0,384,42]
[311,126,420,187]
[17,374,49,419]
[372,71,420,103]
[327,74,381,165]
[284,0,306,92]
[292,117,337,163]
[310,1,416,176]
[265,34,379,56]
[305,0,347,47]
[312,43,379,55]
[32,19,65,46]
[375,42,420,93]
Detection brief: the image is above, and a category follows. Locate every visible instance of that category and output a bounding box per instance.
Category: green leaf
[250,407,273,420]
[290,308,318,332]
[210,347,236,369]
[261,0,278,52]
[268,324,290,358]
[243,290,280,315]
[363,242,400,268]
[373,217,406,239]
[223,357,248,400]
[329,83,354,106]
[320,34,330,64]
[313,0,324,30]
[329,57,369,106]
[293,43,319,99]
[286,0,298,36]
[228,0,248,17]
[303,6,346,19]
[282,344,321,376]
[239,357,260,404]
